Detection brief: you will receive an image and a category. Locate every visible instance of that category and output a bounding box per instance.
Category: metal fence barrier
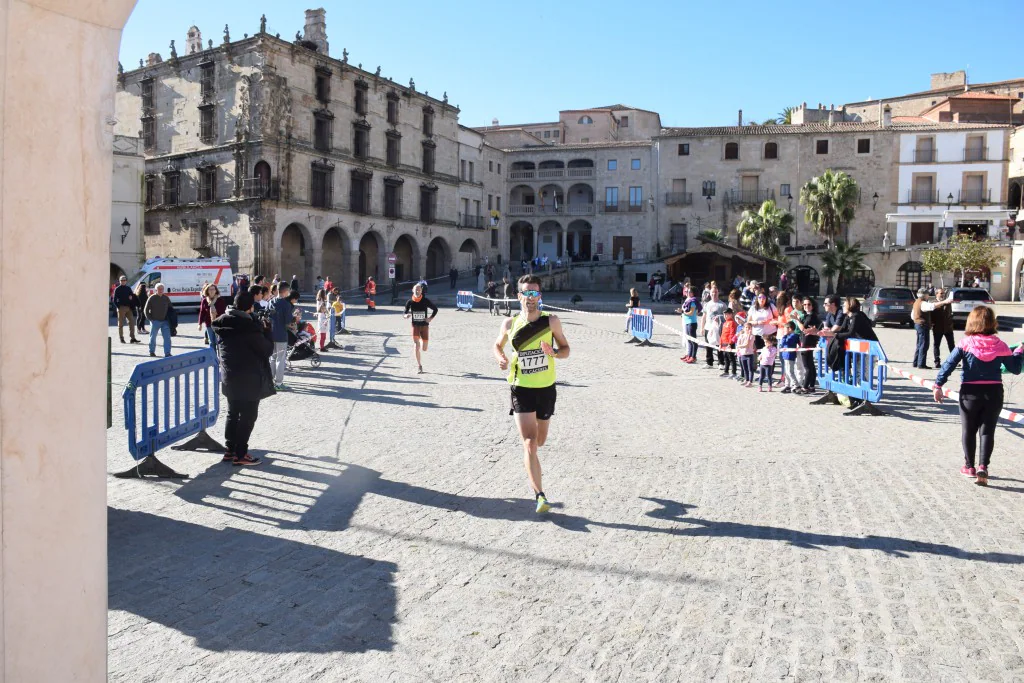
[811,337,888,416]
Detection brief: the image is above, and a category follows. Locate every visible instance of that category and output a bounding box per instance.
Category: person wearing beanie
[210,291,276,466]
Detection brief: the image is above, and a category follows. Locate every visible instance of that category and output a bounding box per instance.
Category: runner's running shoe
[961,465,977,478]
[535,495,551,514]
[233,454,263,467]
[976,466,988,486]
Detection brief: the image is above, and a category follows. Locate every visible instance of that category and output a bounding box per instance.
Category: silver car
[947,287,994,325]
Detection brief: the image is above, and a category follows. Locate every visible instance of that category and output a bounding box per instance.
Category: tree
[921,248,953,288]
[698,229,726,242]
[736,199,793,261]
[799,170,859,248]
[944,233,1001,286]
[819,242,866,295]
[776,106,794,125]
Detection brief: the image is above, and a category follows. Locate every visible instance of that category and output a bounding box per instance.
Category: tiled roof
[949,91,1020,100]
[501,140,654,152]
[844,78,1024,106]
[472,122,560,131]
[658,121,1011,137]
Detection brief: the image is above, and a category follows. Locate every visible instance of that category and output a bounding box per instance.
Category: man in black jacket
[111,275,140,344]
[212,292,276,466]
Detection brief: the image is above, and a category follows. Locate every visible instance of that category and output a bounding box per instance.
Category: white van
[128,257,234,308]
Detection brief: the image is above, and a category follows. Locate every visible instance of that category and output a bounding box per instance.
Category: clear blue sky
[120,0,1021,129]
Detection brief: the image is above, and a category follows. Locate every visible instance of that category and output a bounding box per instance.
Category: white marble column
[1,1,136,681]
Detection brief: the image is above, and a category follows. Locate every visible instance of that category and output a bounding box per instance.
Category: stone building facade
[109,135,146,283]
[843,71,1024,123]
[115,10,501,291]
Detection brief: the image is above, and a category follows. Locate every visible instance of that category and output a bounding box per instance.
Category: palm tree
[698,229,726,242]
[819,242,866,295]
[776,106,794,125]
[798,169,859,248]
[736,199,794,261]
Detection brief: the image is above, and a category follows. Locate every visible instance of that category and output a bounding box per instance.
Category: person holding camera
[211,291,276,467]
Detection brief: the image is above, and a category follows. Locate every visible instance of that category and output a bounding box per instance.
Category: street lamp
[786,191,793,212]
[120,218,131,244]
[946,192,954,210]
[872,192,879,211]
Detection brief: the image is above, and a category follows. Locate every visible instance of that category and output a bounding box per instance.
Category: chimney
[491,118,499,126]
[882,105,892,128]
[303,8,329,55]
[738,109,743,126]
[146,52,163,66]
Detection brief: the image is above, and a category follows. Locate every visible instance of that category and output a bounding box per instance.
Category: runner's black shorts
[509,384,557,420]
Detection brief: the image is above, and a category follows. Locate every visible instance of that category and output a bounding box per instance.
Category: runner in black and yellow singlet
[403,283,438,374]
[493,274,571,514]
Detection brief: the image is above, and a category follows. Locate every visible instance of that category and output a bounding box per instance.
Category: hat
[234,292,255,311]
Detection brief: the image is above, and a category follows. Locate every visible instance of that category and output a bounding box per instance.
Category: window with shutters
[199,104,215,143]
[141,78,155,113]
[763,142,778,160]
[384,178,403,219]
[422,140,436,175]
[142,116,156,150]
[816,139,829,155]
[349,171,372,214]
[144,175,157,207]
[354,80,368,115]
[162,171,180,206]
[420,185,437,223]
[702,180,716,197]
[387,91,399,125]
[353,121,370,159]
[199,166,216,203]
[200,62,215,101]
[386,130,401,167]
[678,143,689,156]
[315,66,331,104]
[310,162,334,209]
[314,111,333,152]
[724,142,739,160]
[422,106,434,136]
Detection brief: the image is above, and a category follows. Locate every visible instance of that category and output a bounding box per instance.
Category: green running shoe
[535,495,551,514]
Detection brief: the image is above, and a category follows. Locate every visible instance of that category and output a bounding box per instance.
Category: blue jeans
[913,324,930,367]
[685,323,698,358]
[150,319,172,356]
[205,326,217,348]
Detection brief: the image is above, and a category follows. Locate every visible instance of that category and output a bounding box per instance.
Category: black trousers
[932,328,954,363]
[959,384,1003,468]
[225,399,261,457]
[800,349,817,389]
[722,345,736,374]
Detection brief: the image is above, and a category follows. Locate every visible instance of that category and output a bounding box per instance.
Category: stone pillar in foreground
[0,1,136,681]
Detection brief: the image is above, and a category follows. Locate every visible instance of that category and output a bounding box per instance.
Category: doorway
[612,236,632,260]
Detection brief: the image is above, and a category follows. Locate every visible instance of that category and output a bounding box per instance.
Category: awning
[663,237,781,267]
[886,212,943,223]
[945,209,1014,222]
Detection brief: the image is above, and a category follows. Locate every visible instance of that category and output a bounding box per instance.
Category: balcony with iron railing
[241,178,280,199]
[907,189,940,204]
[507,203,596,217]
[598,201,645,213]
[458,213,485,229]
[959,188,992,204]
[725,189,774,207]
[964,147,988,162]
[913,149,937,163]
[665,192,693,206]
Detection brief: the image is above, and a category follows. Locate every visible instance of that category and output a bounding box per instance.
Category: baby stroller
[287,322,322,369]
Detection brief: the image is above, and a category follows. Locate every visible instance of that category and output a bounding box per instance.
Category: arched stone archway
[537,220,562,259]
[321,227,352,287]
[1010,181,1022,212]
[110,263,127,286]
[510,221,534,263]
[358,231,385,285]
[567,219,593,260]
[280,223,313,293]
[392,234,419,282]
[253,160,272,198]
[457,238,480,271]
[426,237,452,279]
[788,265,820,296]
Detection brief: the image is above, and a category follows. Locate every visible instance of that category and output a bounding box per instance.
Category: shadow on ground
[108,507,396,653]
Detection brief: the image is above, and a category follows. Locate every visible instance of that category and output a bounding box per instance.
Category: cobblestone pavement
[107,305,1024,682]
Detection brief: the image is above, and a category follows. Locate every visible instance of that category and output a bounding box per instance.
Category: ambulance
[128,257,234,309]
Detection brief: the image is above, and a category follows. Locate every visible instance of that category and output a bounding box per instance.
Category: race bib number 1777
[518,348,549,374]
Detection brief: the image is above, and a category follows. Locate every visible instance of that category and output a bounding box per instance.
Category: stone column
[561,229,567,259]
[417,254,427,282]
[344,250,360,290]
[311,247,324,287]
[1,1,136,682]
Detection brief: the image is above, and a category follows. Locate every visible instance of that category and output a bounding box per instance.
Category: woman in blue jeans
[677,286,700,363]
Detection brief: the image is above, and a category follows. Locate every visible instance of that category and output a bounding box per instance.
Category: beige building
[844,71,1024,123]
[115,9,500,291]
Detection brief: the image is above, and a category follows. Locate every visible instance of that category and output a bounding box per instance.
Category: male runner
[403,283,438,374]
[493,274,570,514]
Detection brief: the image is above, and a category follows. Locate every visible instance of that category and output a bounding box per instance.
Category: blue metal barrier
[117,348,224,478]
[812,337,888,415]
[627,308,654,345]
[456,290,475,311]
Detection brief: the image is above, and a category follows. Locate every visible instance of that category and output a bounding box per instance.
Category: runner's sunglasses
[519,290,542,299]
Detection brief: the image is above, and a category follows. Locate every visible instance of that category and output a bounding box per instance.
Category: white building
[110,135,145,283]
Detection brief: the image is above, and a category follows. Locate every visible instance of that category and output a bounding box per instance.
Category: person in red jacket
[198,283,229,347]
[719,308,738,378]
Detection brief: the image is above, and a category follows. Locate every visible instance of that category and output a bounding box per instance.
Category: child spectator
[719,308,738,378]
[736,321,756,387]
[315,293,330,351]
[331,290,346,333]
[779,321,801,394]
[758,334,778,392]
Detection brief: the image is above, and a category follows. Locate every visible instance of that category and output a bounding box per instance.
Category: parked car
[864,286,915,326]
[948,287,994,325]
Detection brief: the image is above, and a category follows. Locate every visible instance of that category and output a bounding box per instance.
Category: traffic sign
[387,252,397,264]
[388,266,396,279]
